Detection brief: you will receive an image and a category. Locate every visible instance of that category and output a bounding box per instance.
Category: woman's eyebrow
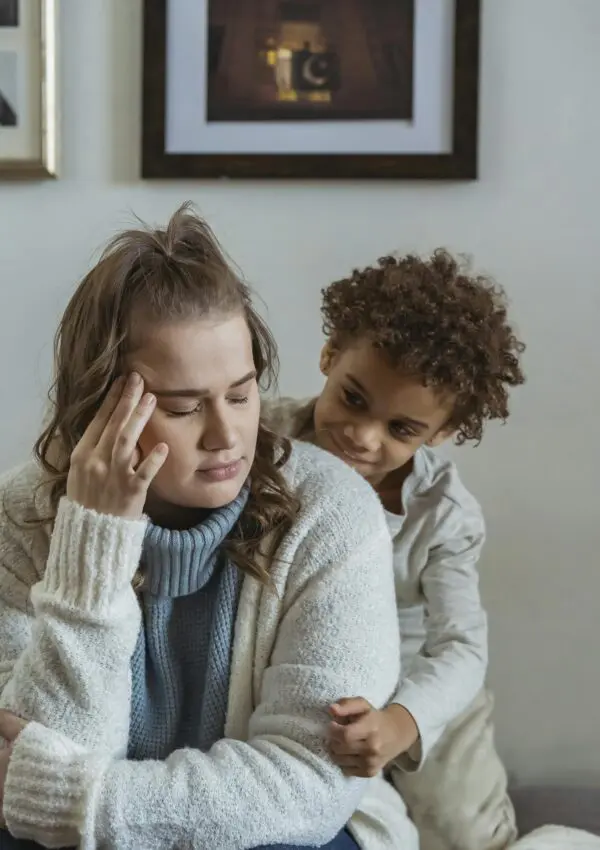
[149,370,257,398]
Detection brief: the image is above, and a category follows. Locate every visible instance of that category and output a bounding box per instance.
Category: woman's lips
[196,460,242,482]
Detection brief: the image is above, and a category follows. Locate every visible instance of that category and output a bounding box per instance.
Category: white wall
[1,0,598,787]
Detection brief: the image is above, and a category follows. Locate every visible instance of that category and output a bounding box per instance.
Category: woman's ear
[319,342,336,376]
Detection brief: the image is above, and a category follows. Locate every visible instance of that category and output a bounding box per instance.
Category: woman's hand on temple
[66,373,168,519]
[328,698,419,778]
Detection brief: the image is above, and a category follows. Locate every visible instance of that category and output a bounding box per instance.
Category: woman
[0,205,409,850]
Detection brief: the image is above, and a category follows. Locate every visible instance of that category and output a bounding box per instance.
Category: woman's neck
[144,492,211,530]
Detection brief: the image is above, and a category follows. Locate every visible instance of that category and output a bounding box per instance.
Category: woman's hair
[322,249,526,444]
[34,202,297,582]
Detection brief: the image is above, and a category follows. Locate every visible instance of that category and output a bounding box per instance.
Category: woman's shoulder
[0,459,50,521]
[0,460,51,598]
[282,440,389,545]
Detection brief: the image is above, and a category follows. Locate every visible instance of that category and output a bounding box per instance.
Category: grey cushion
[511,787,600,837]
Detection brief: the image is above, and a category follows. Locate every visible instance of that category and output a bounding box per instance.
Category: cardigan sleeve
[0,491,145,755]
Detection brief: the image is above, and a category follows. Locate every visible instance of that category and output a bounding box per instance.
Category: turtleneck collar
[141,484,250,597]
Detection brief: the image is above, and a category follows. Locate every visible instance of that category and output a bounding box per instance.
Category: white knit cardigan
[0,441,414,850]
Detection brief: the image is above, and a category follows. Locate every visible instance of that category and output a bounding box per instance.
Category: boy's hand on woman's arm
[328,697,419,777]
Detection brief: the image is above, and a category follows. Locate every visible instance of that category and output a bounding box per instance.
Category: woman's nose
[201,408,236,452]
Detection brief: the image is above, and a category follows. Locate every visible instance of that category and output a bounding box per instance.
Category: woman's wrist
[40,496,147,616]
[3,721,98,847]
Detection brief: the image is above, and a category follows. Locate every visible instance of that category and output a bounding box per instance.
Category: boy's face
[313,339,455,488]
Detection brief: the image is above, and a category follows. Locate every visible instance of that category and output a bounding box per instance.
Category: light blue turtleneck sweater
[127,487,249,761]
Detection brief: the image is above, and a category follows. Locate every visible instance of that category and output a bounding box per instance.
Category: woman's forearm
[0,497,144,753]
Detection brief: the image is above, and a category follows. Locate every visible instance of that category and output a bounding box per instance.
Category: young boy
[263,249,525,850]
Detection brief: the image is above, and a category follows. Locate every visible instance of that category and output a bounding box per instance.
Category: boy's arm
[392,510,488,770]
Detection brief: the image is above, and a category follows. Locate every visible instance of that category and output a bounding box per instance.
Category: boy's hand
[328,698,419,778]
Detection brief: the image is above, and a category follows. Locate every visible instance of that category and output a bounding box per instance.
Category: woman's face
[128,313,260,516]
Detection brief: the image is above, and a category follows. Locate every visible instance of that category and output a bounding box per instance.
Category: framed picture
[0,0,58,179]
[143,0,480,181]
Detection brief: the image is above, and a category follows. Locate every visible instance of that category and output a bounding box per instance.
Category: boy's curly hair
[321,249,525,445]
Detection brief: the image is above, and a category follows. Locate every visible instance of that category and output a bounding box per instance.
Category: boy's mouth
[328,432,372,466]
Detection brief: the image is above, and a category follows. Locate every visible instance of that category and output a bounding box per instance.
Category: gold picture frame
[0,0,58,179]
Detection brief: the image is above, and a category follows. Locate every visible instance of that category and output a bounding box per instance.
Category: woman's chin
[194,481,244,509]
[145,477,246,525]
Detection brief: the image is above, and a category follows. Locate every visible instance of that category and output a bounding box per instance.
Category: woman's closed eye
[166,396,249,418]
[166,404,201,418]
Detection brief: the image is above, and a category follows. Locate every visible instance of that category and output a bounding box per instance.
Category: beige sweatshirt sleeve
[392,507,488,770]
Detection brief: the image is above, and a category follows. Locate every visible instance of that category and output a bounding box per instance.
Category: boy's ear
[319,342,336,376]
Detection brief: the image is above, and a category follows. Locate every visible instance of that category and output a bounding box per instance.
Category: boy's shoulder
[409,446,484,536]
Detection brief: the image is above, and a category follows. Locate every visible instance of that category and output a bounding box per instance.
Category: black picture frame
[142,0,480,180]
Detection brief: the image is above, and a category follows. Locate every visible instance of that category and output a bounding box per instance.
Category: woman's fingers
[135,443,169,486]
[67,372,168,519]
[96,373,145,460]
[111,393,157,469]
[74,377,125,454]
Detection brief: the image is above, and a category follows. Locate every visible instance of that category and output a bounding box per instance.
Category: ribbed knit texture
[127,484,249,760]
[1,721,106,848]
[45,497,147,616]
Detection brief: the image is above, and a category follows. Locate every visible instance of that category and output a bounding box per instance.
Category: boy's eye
[342,388,364,408]
[228,396,249,406]
[389,421,414,440]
